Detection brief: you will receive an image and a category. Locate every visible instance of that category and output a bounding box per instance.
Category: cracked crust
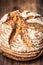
[0,11,43,61]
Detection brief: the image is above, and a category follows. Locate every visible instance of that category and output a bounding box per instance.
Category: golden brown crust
[9,11,43,48]
[27,23,43,32]
[9,16,22,44]
[3,11,19,28]
[0,45,43,61]
[0,11,43,61]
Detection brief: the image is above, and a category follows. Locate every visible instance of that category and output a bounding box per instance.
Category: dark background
[0,0,43,18]
[0,54,43,65]
[0,0,43,65]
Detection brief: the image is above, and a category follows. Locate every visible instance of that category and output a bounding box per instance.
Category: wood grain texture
[0,0,43,65]
[0,54,43,65]
[0,0,43,18]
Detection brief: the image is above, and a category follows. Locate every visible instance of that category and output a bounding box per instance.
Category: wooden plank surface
[0,54,43,65]
[0,0,43,65]
[0,0,43,18]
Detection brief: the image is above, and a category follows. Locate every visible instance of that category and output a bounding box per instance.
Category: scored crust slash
[0,10,43,61]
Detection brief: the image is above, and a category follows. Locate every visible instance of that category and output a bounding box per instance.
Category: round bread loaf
[0,11,43,61]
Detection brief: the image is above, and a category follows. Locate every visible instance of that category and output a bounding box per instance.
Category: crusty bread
[0,11,43,61]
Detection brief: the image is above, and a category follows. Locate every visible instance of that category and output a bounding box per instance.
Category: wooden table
[0,0,43,18]
[0,54,43,65]
[0,0,43,65]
